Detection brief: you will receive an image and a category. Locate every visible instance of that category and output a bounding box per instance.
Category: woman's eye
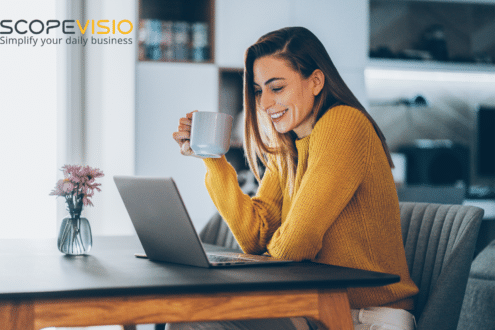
[272,86,284,92]
[254,90,262,96]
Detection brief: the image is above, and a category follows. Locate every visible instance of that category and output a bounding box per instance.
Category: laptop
[113,176,292,268]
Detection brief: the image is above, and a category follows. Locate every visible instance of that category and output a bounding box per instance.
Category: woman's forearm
[203,156,283,254]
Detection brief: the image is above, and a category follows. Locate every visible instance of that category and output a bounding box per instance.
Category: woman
[172,27,418,330]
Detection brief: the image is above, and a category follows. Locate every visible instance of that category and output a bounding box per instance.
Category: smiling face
[253,55,324,139]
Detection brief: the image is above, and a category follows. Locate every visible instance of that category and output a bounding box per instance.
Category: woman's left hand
[172,110,198,156]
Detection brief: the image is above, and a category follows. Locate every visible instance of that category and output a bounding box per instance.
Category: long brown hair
[243,27,393,192]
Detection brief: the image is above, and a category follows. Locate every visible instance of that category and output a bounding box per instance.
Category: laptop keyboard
[207,254,252,263]
[207,252,284,264]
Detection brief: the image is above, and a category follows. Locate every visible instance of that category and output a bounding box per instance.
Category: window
[0,1,58,238]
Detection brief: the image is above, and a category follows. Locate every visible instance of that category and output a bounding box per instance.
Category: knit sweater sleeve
[267,107,371,261]
[203,156,283,254]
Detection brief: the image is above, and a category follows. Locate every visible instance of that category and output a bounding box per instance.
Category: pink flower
[83,196,94,207]
[62,181,74,193]
[50,164,104,208]
[49,181,63,196]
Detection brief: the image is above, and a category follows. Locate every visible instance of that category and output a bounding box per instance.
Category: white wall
[290,0,369,108]
[135,63,219,230]
[215,0,369,107]
[215,0,291,68]
[84,0,137,236]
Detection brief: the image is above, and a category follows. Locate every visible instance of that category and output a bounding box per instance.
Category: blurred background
[2,0,495,246]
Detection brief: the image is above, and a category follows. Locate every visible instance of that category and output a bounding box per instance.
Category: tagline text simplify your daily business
[0,19,133,47]
[0,35,133,47]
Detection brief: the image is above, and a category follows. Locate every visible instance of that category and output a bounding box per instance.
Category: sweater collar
[295,133,311,152]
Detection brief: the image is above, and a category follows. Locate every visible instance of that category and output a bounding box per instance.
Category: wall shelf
[138,0,215,63]
[367,58,495,74]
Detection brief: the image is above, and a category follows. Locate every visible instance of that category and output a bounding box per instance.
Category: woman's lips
[270,109,287,121]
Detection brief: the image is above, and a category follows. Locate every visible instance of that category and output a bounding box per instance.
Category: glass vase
[57,216,92,255]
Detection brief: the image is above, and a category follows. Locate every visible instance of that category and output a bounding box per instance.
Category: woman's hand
[172,110,197,156]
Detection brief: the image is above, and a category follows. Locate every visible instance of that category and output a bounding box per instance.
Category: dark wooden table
[0,236,399,329]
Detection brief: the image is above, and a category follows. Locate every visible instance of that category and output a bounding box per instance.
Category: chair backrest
[399,202,484,330]
[199,213,241,251]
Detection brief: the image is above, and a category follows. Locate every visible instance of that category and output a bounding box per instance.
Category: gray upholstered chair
[456,239,495,330]
[199,213,242,251]
[399,202,483,330]
[199,202,484,330]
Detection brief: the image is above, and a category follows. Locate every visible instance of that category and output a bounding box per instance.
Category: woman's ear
[311,69,325,96]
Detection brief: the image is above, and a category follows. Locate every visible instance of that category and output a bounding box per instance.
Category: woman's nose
[259,92,274,112]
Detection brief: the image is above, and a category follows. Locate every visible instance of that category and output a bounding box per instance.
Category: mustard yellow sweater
[203,105,418,309]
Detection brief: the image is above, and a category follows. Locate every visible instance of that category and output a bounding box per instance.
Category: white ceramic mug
[190,111,233,158]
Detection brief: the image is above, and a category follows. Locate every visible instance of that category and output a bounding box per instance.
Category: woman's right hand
[172,110,197,156]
